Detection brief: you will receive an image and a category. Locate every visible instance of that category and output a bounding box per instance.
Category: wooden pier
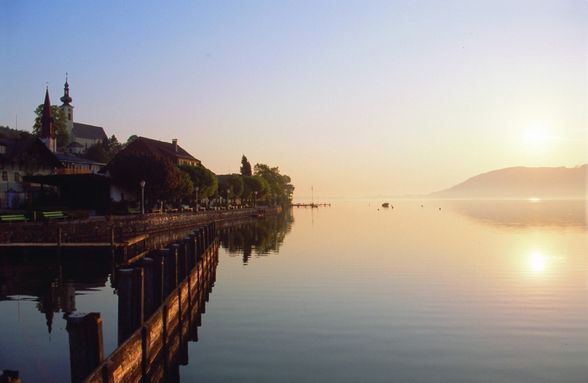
[292,203,331,208]
[65,222,219,383]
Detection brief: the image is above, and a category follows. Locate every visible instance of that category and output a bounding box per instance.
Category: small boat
[381,202,390,208]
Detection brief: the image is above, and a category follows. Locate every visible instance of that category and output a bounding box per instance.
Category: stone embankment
[0,207,280,244]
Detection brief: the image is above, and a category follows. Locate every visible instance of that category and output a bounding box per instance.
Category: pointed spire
[40,88,55,139]
[60,73,72,105]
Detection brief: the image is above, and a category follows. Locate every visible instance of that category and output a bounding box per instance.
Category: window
[1,171,6,181]
[0,145,6,154]
[14,172,20,182]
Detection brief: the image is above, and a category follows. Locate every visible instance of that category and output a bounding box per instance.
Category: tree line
[108,154,294,209]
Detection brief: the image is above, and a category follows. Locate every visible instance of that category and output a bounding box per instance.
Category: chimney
[172,139,178,152]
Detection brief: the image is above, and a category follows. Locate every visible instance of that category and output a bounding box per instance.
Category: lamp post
[195,186,199,212]
[139,180,146,214]
[254,191,258,207]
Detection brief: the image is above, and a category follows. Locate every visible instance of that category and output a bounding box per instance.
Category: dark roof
[67,141,84,148]
[72,123,107,140]
[55,153,105,166]
[121,137,199,163]
[0,137,62,168]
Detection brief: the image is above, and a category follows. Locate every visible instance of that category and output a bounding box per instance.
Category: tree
[242,175,269,202]
[254,164,294,205]
[32,104,69,150]
[240,155,252,176]
[178,164,218,199]
[108,154,182,203]
[84,134,123,163]
[218,174,244,205]
[172,168,194,203]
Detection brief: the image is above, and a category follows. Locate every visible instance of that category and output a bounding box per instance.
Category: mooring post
[168,244,179,290]
[110,227,115,246]
[142,257,156,318]
[177,241,187,281]
[66,312,104,383]
[117,268,144,344]
[188,233,197,270]
[57,227,62,247]
[195,229,203,259]
[157,249,170,298]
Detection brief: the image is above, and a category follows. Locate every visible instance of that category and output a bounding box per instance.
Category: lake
[0,200,586,382]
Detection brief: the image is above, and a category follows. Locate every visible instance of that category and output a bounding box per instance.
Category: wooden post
[158,249,170,298]
[117,268,144,344]
[168,244,179,290]
[57,227,62,247]
[177,241,187,281]
[110,227,115,246]
[142,257,156,318]
[66,312,104,383]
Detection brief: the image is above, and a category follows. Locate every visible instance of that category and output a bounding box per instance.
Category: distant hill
[430,165,587,199]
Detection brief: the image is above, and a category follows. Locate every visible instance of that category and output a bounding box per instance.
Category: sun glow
[528,250,549,274]
[523,123,552,152]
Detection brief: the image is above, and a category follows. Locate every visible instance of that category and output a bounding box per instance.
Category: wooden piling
[168,244,179,290]
[142,257,156,318]
[66,312,104,383]
[118,268,144,344]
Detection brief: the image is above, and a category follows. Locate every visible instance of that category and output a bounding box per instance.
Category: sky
[1,0,586,199]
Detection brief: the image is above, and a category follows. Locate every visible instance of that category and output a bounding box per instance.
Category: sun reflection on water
[524,249,565,277]
[527,250,549,274]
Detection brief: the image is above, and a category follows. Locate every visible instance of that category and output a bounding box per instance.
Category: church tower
[59,74,74,141]
[40,88,57,152]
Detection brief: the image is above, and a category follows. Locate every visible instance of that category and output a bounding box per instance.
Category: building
[103,136,201,203]
[0,133,62,209]
[38,83,106,175]
[59,76,107,149]
[112,136,201,167]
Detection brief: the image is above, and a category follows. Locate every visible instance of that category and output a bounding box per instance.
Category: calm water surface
[0,200,586,382]
[186,200,587,382]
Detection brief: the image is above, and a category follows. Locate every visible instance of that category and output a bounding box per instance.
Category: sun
[523,123,552,152]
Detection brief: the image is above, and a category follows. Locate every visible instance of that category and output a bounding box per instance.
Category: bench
[0,214,27,222]
[42,211,67,220]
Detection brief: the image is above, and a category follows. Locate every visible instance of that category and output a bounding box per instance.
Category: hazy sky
[1,0,586,198]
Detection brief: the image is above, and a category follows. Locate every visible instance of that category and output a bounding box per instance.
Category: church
[58,75,108,153]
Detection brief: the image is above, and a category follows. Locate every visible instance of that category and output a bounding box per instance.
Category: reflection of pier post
[118,268,144,344]
[66,312,104,383]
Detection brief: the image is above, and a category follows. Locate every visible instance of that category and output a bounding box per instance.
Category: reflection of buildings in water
[36,280,77,333]
[0,253,110,333]
[220,210,294,264]
[448,200,586,229]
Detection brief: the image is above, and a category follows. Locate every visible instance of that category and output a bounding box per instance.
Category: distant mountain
[430,165,587,199]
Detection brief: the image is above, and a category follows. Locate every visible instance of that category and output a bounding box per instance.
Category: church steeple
[40,87,57,152]
[60,73,72,105]
[59,73,74,142]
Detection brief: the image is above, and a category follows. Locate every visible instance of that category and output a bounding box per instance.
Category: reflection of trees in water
[220,209,294,264]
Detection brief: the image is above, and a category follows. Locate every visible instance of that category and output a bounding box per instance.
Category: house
[112,136,200,167]
[0,134,63,209]
[103,136,200,203]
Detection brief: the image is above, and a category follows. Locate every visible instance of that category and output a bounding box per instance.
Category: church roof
[40,89,55,139]
[72,123,107,140]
